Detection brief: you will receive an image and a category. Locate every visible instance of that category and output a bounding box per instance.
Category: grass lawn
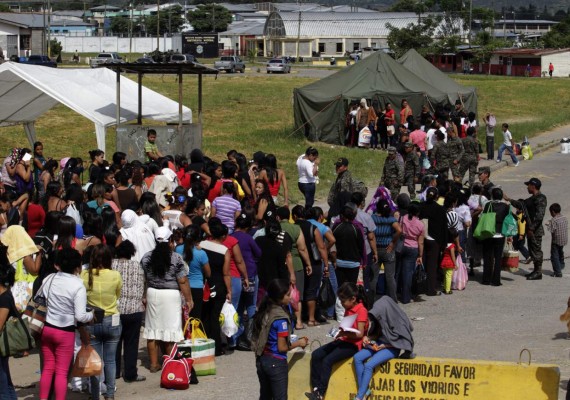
[1,72,569,205]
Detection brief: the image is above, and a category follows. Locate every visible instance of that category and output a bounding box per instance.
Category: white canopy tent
[0,62,192,153]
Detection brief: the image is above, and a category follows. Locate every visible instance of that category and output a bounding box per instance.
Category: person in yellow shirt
[514,207,531,264]
[81,244,122,400]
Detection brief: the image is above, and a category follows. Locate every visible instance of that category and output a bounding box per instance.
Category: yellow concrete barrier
[312,60,332,66]
[289,353,560,400]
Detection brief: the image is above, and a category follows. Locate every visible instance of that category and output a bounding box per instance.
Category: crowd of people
[0,107,566,400]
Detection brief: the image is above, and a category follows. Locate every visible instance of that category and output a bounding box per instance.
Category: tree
[187,4,232,33]
[541,14,570,47]
[471,31,508,73]
[387,16,439,58]
[390,0,435,13]
[0,4,11,12]
[110,17,130,35]
[49,39,62,57]
[144,5,185,35]
[472,7,495,30]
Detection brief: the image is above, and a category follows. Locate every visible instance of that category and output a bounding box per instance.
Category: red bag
[290,284,300,311]
[160,343,194,390]
[203,282,211,302]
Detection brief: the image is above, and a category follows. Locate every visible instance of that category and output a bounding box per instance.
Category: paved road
[11,135,570,400]
[215,66,337,79]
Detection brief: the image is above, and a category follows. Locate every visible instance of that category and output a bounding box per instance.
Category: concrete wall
[543,53,570,77]
[53,35,173,53]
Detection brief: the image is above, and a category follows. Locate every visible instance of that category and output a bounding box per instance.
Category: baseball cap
[404,142,414,148]
[387,146,397,154]
[155,226,172,243]
[335,157,349,168]
[524,177,542,188]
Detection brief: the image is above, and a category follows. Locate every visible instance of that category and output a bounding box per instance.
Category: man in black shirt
[478,167,494,199]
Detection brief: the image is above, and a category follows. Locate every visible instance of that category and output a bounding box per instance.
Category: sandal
[308,320,320,327]
[295,323,307,330]
[149,365,162,373]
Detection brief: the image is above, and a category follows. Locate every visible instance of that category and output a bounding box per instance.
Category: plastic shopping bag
[290,284,300,312]
[451,257,468,291]
[71,345,102,377]
[220,301,239,337]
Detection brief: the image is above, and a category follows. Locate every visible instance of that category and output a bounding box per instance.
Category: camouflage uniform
[403,150,420,199]
[327,170,355,208]
[512,193,547,273]
[447,136,465,180]
[429,140,451,180]
[459,135,479,185]
[381,157,404,200]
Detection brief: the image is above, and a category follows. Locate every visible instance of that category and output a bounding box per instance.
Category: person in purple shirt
[232,213,262,349]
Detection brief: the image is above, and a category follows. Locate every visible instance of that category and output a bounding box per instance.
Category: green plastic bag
[474,202,496,240]
[501,206,518,237]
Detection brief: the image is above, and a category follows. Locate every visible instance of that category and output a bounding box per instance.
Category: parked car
[90,52,124,68]
[214,56,245,73]
[134,57,156,64]
[266,58,291,74]
[19,55,57,68]
[169,53,198,64]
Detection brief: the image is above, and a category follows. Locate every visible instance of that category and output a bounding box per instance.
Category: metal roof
[266,12,437,38]
[492,48,570,56]
[0,12,47,28]
[100,62,219,75]
[221,20,265,36]
[218,3,258,13]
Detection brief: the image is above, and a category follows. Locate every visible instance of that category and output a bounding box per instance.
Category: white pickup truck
[90,52,124,68]
[214,56,246,73]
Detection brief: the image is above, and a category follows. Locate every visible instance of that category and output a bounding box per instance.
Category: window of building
[353,42,360,51]
[336,42,343,52]
[318,43,325,53]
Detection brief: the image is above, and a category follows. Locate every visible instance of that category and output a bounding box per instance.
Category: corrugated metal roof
[219,3,258,13]
[268,12,433,37]
[0,12,47,28]
[493,48,570,56]
[222,20,265,36]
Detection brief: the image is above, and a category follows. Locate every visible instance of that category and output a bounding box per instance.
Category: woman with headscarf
[119,209,156,263]
[352,296,414,400]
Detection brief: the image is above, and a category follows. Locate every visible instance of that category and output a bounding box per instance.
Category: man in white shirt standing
[296,146,319,208]
[496,123,520,166]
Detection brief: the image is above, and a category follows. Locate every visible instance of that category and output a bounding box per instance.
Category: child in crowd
[546,203,568,277]
[144,129,163,162]
[514,207,531,264]
[440,228,458,294]
[252,279,308,400]
[467,183,488,211]
[306,283,369,400]
[352,296,415,400]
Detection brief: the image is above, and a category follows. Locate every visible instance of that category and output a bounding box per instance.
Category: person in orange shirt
[399,99,413,126]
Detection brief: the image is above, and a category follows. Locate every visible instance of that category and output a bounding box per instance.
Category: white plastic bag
[358,126,371,147]
[65,203,82,225]
[220,301,239,337]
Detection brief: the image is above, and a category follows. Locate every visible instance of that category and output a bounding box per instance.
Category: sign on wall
[182,34,219,58]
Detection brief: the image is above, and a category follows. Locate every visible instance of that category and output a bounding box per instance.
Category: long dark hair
[140,192,163,226]
[63,157,80,189]
[149,241,173,278]
[252,279,291,342]
[261,154,278,184]
[87,244,113,290]
[0,244,15,287]
[101,206,120,247]
[55,216,76,249]
[337,282,368,309]
[183,224,201,264]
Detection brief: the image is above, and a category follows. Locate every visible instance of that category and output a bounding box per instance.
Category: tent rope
[286,95,342,138]
[424,94,435,113]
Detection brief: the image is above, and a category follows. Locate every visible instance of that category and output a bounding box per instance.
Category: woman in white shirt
[296,147,319,209]
[39,248,93,400]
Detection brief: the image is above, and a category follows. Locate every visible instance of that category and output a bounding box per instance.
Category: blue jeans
[369,122,378,148]
[551,244,566,274]
[513,235,530,260]
[88,315,122,399]
[230,277,243,346]
[256,355,288,400]
[311,341,358,395]
[354,346,400,398]
[497,143,518,163]
[400,246,419,304]
[298,182,316,209]
[325,263,338,318]
[0,356,17,400]
[459,229,467,263]
[239,275,258,320]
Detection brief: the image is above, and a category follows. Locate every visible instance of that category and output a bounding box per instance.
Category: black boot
[236,316,253,351]
[527,271,542,280]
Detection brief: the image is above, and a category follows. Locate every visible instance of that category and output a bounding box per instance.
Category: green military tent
[293,50,450,145]
[397,49,477,115]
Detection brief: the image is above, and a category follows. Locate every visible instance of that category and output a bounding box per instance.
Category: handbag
[387,125,396,136]
[71,344,103,377]
[411,263,428,295]
[451,257,468,291]
[473,202,496,240]
[0,302,35,357]
[182,317,208,342]
[501,242,520,273]
[202,281,211,302]
[318,277,336,309]
[501,206,518,237]
[178,338,216,376]
[22,273,56,340]
[161,343,194,390]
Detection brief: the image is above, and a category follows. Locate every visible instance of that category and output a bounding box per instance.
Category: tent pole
[137,73,142,124]
[198,73,203,124]
[116,68,121,128]
[178,72,183,127]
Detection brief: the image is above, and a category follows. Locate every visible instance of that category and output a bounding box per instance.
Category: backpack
[352,179,368,198]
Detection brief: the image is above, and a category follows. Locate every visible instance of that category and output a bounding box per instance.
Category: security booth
[103,62,218,161]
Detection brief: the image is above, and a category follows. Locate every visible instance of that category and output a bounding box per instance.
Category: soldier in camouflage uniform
[459,126,480,186]
[429,131,450,180]
[447,126,465,182]
[403,142,419,199]
[327,157,356,210]
[381,146,404,199]
[506,178,547,280]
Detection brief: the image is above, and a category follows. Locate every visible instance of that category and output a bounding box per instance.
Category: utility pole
[156,0,160,51]
[468,0,472,47]
[47,0,51,57]
[129,3,133,54]
[296,1,301,59]
[212,3,215,32]
[42,0,46,55]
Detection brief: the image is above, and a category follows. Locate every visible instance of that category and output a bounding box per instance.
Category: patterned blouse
[111,258,145,314]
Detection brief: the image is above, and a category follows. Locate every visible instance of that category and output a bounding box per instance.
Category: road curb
[486,137,561,175]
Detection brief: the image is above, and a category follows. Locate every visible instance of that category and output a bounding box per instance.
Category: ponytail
[337,282,369,310]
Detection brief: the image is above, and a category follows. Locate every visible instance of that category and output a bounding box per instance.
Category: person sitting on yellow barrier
[352,296,415,400]
[306,282,369,400]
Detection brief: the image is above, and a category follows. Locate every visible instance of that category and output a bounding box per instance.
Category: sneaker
[496,159,501,163]
[514,162,520,167]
